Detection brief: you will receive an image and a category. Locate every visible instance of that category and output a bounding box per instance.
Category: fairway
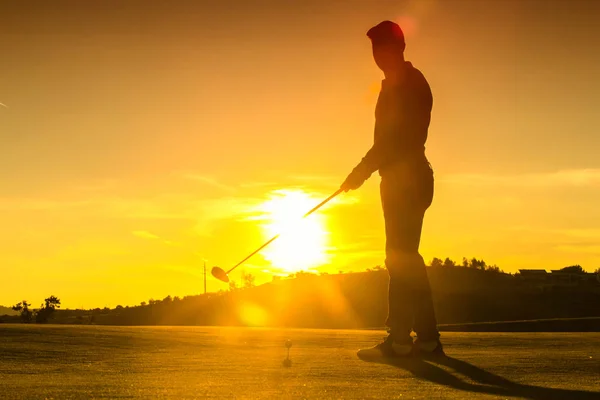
[1,325,599,399]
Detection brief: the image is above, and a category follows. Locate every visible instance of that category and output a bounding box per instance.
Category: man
[340,20,443,357]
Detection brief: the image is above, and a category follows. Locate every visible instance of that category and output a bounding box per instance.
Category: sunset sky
[1,0,599,308]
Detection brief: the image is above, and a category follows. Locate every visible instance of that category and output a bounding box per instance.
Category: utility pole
[203,260,207,294]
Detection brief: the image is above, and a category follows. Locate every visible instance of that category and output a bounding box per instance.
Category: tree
[296,271,311,278]
[242,272,256,289]
[45,296,61,310]
[430,258,443,268]
[486,264,501,273]
[462,257,469,268]
[443,258,457,268]
[560,265,584,273]
[229,280,238,292]
[140,301,147,307]
[595,268,600,274]
[469,258,486,270]
[35,296,61,323]
[163,295,173,303]
[12,300,33,323]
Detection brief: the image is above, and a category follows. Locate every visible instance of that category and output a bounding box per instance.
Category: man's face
[371,42,404,73]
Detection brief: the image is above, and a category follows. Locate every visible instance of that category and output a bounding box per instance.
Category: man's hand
[341,164,371,192]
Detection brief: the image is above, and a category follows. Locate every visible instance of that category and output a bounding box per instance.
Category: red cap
[367,20,405,45]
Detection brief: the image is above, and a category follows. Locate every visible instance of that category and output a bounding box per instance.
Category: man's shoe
[413,338,445,357]
[357,335,414,359]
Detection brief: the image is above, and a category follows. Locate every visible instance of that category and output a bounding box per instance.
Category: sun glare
[259,190,330,273]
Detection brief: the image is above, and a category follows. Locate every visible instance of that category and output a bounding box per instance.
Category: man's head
[367,21,406,73]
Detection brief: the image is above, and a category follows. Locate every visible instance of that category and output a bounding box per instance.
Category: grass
[438,316,600,332]
[1,325,599,399]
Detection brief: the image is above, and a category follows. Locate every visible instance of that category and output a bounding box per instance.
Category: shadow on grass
[360,353,600,400]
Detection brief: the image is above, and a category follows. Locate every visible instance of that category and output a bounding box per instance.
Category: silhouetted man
[340,21,443,357]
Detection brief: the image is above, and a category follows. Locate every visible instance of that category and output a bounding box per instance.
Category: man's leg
[356,179,428,358]
[383,197,433,341]
[381,168,439,343]
[411,255,439,341]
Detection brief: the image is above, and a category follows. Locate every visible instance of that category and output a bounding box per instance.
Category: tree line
[4,258,599,327]
[11,296,61,323]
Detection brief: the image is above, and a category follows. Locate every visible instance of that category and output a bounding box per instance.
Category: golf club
[211,188,343,283]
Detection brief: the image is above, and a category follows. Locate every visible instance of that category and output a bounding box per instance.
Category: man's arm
[341,125,400,191]
[353,127,400,178]
[341,74,432,191]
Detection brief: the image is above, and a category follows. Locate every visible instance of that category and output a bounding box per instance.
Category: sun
[258,190,330,273]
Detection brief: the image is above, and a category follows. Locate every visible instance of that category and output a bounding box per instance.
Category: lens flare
[238,302,269,326]
[259,190,330,273]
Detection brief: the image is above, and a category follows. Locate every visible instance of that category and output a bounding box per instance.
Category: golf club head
[211,266,230,283]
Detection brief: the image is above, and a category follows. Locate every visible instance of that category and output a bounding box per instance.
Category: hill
[0,306,18,316]
[41,267,600,329]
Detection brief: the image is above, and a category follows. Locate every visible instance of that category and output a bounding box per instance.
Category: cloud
[239,181,278,189]
[131,230,160,240]
[507,226,600,239]
[504,226,600,260]
[289,174,339,183]
[181,173,237,193]
[555,228,600,240]
[0,199,92,211]
[72,179,118,193]
[131,230,188,250]
[555,244,600,255]
[441,169,600,188]
[0,181,355,245]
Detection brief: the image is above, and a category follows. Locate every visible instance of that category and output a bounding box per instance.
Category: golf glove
[341,164,371,192]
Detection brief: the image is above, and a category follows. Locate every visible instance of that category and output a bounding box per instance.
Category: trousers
[380,160,439,342]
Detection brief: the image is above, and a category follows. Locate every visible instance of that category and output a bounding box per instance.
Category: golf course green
[1,325,599,399]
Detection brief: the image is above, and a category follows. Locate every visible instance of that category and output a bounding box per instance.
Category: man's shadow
[359,353,600,400]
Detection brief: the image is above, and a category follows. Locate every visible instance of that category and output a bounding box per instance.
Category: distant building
[518,268,600,288]
[549,269,598,286]
[518,269,548,283]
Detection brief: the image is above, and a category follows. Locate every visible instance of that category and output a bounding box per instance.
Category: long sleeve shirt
[356,61,433,178]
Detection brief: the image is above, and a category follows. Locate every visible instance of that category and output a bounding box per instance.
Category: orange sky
[1,0,600,308]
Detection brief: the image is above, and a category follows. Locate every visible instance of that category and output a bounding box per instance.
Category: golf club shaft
[226,188,343,274]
